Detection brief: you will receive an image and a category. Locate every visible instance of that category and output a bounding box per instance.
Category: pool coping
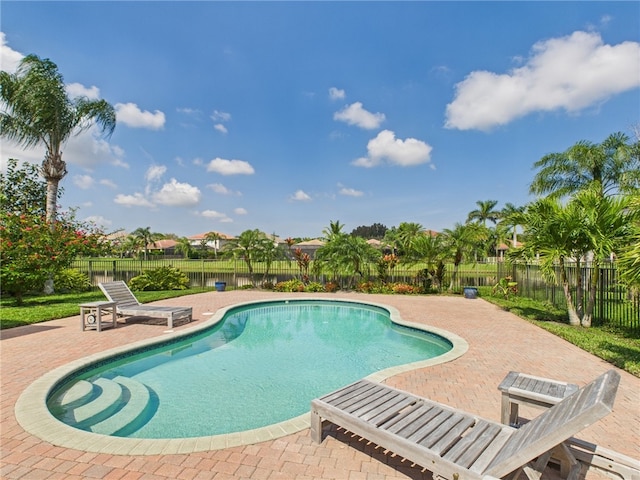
[14,297,468,455]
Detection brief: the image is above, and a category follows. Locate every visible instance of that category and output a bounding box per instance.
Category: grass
[0,288,212,329]
[478,287,640,377]
[2,286,638,377]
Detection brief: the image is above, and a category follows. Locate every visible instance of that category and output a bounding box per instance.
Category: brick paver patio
[1,291,638,479]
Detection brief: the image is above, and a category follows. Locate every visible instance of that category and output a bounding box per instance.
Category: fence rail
[71,258,639,334]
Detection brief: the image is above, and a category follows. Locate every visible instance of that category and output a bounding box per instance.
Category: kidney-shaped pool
[16,298,468,454]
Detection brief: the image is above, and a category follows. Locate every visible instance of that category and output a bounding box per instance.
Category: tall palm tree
[204,231,222,258]
[224,229,266,286]
[498,202,526,248]
[529,132,640,199]
[322,220,345,241]
[467,200,500,226]
[0,54,116,223]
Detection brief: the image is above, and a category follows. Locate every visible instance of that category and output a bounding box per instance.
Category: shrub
[324,281,340,293]
[391,283,421,294]
[305,282,325,292]
[54,269,91,293]
[261,281,275,290]
[129,266,189,291]
[274,279,305,292]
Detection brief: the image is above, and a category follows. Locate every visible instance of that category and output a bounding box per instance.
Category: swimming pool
[16,298,468,455]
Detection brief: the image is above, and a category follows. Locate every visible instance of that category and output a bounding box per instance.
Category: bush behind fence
[71,258,639,334]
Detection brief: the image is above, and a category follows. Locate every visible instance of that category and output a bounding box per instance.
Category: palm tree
[322,220,345,241]
[175,237,194,259]
[204,231,222,258]
[442,223,486,292]
[617,195,640,289]
[0,54,116,223]
[315,234,379,288]
[132,227,163,260]
[224,229,266,286]
[498,202,526,249]
[405,233,447,291]
[576,189,636,327]
[530,132,640,199]
[508,198,590,326]
[467,200,500,226]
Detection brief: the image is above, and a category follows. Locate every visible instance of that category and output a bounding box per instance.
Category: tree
[351,223,388,239]
[322,219,345,241]
[497,202,525,248]
[508,198,591,326]
[204,231,222,258]
[0,210,104,304]
[175,237,194,259]
[131,227,163,260]
[0,158,56,216]
[224,229,268,286]
[467,199,500,226]
[315,234,379,288]
[617,194,640,288]
[404,233,447,291]
[530,132,640,200]
[0,54,116,223]
[575,189,637,327]
[442,223,486,292]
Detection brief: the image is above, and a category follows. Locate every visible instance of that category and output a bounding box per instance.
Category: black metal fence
[71,258,639,334]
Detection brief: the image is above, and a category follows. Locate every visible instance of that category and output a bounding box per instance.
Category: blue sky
[1,1,639,239]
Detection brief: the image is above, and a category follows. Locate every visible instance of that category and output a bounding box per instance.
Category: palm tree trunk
[559,260,581,326]
[582,260,599,328]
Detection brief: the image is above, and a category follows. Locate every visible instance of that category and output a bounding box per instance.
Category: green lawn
[2,287,638,377]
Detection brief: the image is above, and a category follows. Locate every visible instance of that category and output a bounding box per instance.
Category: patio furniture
[79,301,117,331]
[498,371,578,427]
[498,372,639,480]
[311,370,620,480]
[98,281,192,329]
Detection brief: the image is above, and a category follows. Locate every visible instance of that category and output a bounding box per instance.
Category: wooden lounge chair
[98,281,192,329]
[311,370,620,480]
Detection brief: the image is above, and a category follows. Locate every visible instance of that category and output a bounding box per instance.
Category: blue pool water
[48,300,452,439]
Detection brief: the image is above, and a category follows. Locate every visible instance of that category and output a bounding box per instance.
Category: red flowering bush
[0,211,105,304]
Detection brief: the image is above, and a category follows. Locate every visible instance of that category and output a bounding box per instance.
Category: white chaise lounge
[99,281,192,329]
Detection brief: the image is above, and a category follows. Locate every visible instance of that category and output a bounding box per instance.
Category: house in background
[146,239,178,257]
[293,239,325,259]
[188,231,235,257]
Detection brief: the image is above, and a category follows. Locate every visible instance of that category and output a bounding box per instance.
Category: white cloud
[214,124,228,134]
[211,110,231,122]
[152,178,201,206]
[66,83,100,100]
[329,87,346,100]
[200,209,233,222]
[334,102,385,130]
[0,32,23,73]
[73,174,95,190]
[290,190,312,201]
[339,186,364,197]
[114,193,155,208]
[115,102,165,130]
[234,207,248,215]
[145,165,166,182]
[206,158,255,175]
[445,31,640,131]
[352,130,433,168]
[84,215,112,229]
[207,183,241,195]
[99,179,117,189]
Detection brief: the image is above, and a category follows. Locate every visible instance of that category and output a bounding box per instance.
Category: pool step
[71,377,123,426]
[53,376,154,435]
[57,380,94,408]
[89,376,151,436]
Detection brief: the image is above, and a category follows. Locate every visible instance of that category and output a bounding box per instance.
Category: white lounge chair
[98,281,192,329]
[311,370,620,480]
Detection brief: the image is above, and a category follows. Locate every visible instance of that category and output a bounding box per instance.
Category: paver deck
[1,291,638,479]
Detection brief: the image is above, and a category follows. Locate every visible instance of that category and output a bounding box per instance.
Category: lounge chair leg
[310,409,323,443]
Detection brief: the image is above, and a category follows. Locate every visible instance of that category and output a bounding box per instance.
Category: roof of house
[188,231,235,240]
[147,239,178,249]
[295,239,325,247]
